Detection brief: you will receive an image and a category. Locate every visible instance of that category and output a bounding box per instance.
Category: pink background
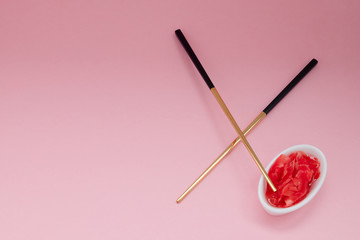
[1,0,359,239]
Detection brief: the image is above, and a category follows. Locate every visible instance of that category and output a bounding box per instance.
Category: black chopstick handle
[262,58,318,114]
[175,29,215,89]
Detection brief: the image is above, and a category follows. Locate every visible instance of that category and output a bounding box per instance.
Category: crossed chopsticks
[175,29,318,203]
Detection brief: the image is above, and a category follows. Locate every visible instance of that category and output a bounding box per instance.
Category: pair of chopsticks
[175,29,318,203]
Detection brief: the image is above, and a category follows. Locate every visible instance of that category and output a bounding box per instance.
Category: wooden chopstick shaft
[210,88,277,192]
[177,112,266,203]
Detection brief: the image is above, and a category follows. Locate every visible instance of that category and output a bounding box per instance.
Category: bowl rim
[258,144,327,215]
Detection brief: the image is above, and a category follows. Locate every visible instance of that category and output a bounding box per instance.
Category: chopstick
[175,29,277,194]
[176,58,318,203]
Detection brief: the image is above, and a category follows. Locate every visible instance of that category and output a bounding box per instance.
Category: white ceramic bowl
[258,144,327,215]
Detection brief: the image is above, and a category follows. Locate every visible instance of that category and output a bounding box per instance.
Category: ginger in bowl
[258,144,327,215]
